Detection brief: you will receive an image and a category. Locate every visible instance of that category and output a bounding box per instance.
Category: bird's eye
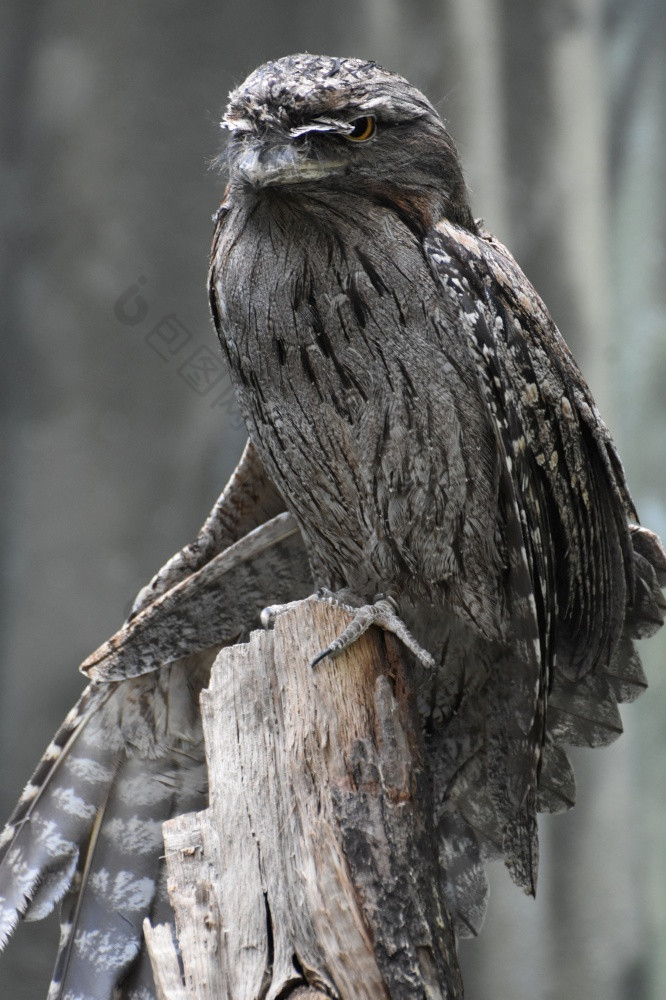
[346,116,376,142]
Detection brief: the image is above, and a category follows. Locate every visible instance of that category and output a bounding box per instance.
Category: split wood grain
[146,597,461,999]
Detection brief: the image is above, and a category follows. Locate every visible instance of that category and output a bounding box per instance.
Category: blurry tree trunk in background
[608,3,666,1000]
[358,4,651,997]
[0,1,663,999]
[445,7,640,998]
[441,3,661,998]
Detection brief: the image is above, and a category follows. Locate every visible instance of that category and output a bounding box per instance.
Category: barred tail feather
[0,651,214,1000]
[0,510,312,997]
[48,746,207,1000]
[0,684,119,946]
[120,871,176,1000]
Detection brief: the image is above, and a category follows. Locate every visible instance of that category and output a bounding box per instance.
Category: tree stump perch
[145,598,462,999]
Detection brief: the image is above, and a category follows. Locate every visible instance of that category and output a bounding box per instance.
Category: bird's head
[221,54,476,233]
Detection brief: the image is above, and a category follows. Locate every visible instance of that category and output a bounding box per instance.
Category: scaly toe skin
[262,590,359,628]
[260,598,305,629]
[311,595,436,670]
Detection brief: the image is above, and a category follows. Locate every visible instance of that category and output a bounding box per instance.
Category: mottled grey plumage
[1,52,665,1000]
[0,459,312,999]
[209,53,666,927]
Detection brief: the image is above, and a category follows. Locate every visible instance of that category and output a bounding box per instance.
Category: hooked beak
[226,129,345,189]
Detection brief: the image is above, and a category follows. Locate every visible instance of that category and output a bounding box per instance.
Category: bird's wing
[129,436,286,617]
[428,218,635,682]
[423,218,666,917]
[0,515,311,999]
[2,660,211,1000]
[434,224,665,736]
[82,512,303,682]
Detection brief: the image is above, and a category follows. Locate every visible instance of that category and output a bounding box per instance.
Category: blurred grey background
[1,1,665,997]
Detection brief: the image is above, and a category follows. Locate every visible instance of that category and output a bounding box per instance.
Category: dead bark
[145,597,462,999]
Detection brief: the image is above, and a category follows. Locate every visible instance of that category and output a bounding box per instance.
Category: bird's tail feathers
[0,684,119,947]
[0,653,213,1000]
[430,523,665,940]
[48,737,206,1000]
[546,524,665,753]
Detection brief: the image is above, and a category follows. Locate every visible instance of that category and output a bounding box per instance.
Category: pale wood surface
[143,921,188,1000]
[147,598,462,999]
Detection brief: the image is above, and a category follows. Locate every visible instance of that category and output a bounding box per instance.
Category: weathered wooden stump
[144,598,462,999]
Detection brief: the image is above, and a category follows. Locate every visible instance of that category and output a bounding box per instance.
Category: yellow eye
[347,116,376,142]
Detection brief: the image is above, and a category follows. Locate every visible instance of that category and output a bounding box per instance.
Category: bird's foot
[311,589,436,670]
[260,598,305,629]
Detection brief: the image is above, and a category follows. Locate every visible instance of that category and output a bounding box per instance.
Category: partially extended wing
[429,218,635,686]
[0,448,312,1000]
[129,436,287,616]
[82,512,302,682]
[423,217,666,926]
